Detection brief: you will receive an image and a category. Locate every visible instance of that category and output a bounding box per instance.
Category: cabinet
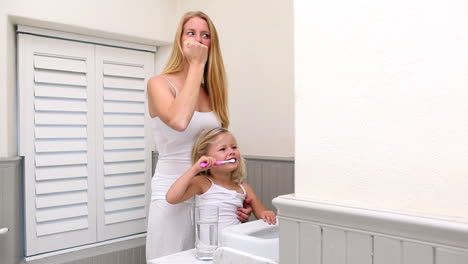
[17,29,155,256]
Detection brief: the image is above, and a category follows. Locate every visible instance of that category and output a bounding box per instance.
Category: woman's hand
[237,198,253,222]
[183,40,208,66]
[260,210,277,225]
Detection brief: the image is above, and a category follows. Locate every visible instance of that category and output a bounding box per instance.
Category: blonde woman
[146,11,251,259]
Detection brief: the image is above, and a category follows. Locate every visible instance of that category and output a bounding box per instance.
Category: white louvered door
[18,32,155,256]
[95,46,153,240]
[18,34,97,256]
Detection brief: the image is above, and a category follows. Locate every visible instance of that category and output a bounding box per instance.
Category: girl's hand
[195,155,216,172]
[182,40,208,66]
[260,211,277,225]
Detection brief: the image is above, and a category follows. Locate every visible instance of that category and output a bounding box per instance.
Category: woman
[146,11,251,260]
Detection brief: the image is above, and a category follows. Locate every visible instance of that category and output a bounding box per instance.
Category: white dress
[146,78,220,260]
[196,177,247,231]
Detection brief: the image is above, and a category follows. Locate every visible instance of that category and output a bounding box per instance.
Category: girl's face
[181,16,211,49]
[206,132,240,172]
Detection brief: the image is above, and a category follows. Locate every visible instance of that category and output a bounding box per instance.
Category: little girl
[166,127,276,230]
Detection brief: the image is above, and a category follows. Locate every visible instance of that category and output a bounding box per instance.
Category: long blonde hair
[162,11,229,128]
[192,128,246,184]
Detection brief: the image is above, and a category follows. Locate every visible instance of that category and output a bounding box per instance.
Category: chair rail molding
[273,194,468,264]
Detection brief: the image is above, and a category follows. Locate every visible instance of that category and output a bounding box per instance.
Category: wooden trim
[273,194,468,250]
[0,157,22,166]
[24,235,146,263]
[244,155,294,162]
[17,25,157,53]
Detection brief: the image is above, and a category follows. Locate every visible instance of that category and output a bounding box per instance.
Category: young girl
[166,127,276,230]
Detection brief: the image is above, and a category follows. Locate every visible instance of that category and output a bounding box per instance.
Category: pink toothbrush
[200,159,236,168]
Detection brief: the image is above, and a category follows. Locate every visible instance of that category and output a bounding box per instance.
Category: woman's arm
[243,183,277,224]
[147,41,208,131]
[166,156,216,204]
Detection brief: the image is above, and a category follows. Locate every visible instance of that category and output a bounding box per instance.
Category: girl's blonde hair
[162,11,229,128]
[192,127,246,183]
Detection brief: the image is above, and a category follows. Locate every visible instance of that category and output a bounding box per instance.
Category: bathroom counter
[148,249,212,264]
[148,247,278,264]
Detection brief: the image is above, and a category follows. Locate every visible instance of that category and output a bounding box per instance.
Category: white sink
[218,219,279,262]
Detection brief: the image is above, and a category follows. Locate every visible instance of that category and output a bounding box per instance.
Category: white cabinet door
[18,34,97,256]
[95,45,153,240]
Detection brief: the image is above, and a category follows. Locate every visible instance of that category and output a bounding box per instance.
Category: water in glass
[195,205,219,260]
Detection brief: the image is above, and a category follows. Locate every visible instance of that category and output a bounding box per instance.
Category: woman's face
[181,16,211,49]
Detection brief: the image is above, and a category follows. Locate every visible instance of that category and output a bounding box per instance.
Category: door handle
[0,228,8,235]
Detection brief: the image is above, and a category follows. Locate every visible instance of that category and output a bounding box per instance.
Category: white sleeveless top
[196,177,247,231]
[151,77,221,201]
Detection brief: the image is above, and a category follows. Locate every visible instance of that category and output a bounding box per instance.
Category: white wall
[177,0,294,157]
[0,0,178,157]
[1,0,294,159]
[295,0,468,220]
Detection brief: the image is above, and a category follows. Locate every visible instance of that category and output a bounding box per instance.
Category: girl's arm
[166,156,216,204]
[243,183,277,224]
[147,41,208,132]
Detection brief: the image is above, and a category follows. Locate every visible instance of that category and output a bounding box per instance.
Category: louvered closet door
[18,34,97,255]
[95,46,153,240]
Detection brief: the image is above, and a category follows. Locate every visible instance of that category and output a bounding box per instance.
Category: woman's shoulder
[149,73,182,88]
[148,74,168,87]
[147,74,177,96]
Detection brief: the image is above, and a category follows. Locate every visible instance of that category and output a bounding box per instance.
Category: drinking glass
[195,205,219,260]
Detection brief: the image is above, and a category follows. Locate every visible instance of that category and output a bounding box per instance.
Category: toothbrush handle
[200,161,223,168]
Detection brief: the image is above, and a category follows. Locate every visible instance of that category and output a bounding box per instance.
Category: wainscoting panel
[273,194,468,264]
[0,157,23,264]
[374,237,401,264]
[244,156,294,212]
[299,222,321,264]
[402,242,433,264]
[436,248,468,263]
[322,227,346,264]
[347,232,372,264]
[279,218,299,264]
[24,237,145,264]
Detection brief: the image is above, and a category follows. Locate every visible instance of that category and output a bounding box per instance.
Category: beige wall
[1,0,294,158]
[295,0,468,220]
[177,0,294,157]
[0,0,178,157]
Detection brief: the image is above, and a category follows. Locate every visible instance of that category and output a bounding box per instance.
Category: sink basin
[218,220,279,262]
[213,247,278,264]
